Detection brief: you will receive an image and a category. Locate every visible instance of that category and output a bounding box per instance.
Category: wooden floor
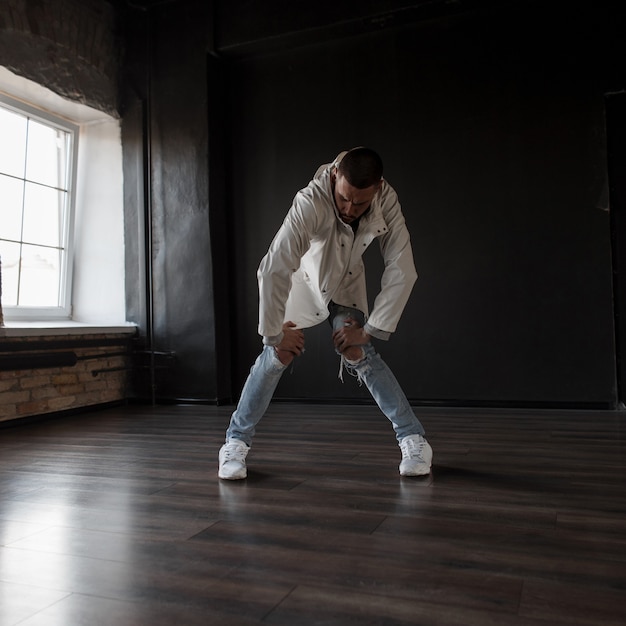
[0,403,625,625]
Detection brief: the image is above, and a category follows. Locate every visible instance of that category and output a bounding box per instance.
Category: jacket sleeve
[257,192,317,343]
[366,185,418,336]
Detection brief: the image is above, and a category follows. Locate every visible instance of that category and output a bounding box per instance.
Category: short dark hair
[337,147,383,189]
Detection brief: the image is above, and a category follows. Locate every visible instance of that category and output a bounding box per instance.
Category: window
[1,65,126,327]
[0,94,78,319]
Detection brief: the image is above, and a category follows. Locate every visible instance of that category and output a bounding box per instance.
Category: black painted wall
[225,3,621,406]
[607,92,626,404]
[121,2,223,402]
[120,0,624,407]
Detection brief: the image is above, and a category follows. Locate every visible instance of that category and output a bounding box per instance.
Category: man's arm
[257,192,317,343]
[365,185,417,336]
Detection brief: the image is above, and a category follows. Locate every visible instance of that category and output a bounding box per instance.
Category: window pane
[0,107,27,178]
[25,119,69,189]
[22,182,67,248]
[0,240,20,306]
[18,243,61,307]
[0,95,77,318]
[0,174,25,241]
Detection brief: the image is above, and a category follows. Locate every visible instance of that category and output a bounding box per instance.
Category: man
[219,147,432,479]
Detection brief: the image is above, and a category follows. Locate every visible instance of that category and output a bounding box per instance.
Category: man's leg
[331,305,432,475]
[345,343,426,441]
[219,346,287,479]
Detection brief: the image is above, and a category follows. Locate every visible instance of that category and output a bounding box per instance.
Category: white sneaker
[218,439,249,480]
[399,434,433,476]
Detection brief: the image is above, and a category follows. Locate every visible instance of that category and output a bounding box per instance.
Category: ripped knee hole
[342,346,366,364]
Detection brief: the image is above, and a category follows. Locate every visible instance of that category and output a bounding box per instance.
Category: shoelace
[400,438,426,460]
[222,443,247,462]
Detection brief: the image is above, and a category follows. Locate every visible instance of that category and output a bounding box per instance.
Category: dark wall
[117,0,624,408]
[121,2,225,402]
[224,2,622,406]
[607,93,626,404]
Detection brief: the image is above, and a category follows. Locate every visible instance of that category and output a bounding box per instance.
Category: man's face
[332,170,381,224]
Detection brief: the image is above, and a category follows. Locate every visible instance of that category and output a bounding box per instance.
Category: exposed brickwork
[0,332,132,423]
[0,0,120,115]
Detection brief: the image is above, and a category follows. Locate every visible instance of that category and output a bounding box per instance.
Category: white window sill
[0,321,137,337]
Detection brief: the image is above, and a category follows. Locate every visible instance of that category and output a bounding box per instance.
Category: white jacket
[257,153,418,345]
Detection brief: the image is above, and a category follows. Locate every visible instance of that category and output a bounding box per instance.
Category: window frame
[0,93,80,321]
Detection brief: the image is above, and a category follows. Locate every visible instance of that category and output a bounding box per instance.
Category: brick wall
[0,0,120,115]
[0,331,134,423]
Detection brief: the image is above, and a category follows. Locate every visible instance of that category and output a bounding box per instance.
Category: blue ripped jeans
[225,305,425,445]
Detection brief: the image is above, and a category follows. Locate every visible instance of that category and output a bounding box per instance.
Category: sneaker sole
[218,470,247,480]
[400,467,431,477]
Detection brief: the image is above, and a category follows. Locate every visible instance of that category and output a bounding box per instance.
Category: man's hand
[332,317,371,354]
[275,321,305,365]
